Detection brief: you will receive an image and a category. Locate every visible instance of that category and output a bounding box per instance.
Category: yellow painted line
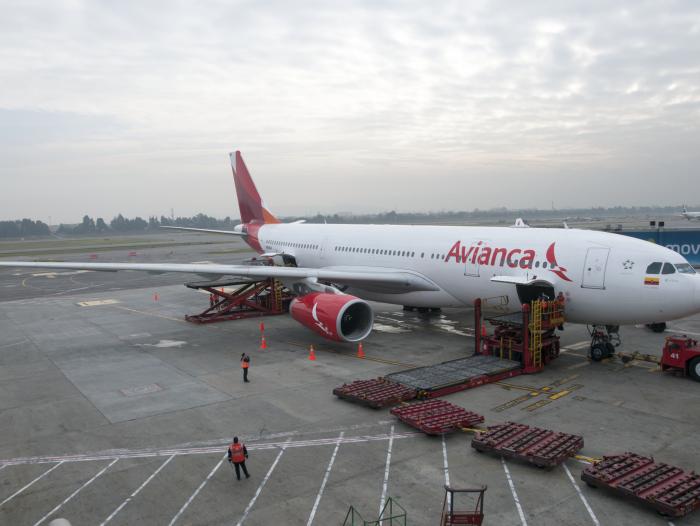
[550,374,580,387]
[574,454,601,464]
[492,394,534,413]
[548,390,570,400]
[77,299,120,307]
[495,382,540,393]
[460,427,487,434]
[522,399,552,412]
[541,386,552,392]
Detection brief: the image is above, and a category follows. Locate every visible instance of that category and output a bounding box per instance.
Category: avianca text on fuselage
[444,240,573,282]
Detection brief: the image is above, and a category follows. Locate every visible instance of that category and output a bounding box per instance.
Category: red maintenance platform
[582,453,700,518]
[471,422,584,468]
[390,400,484,435]
[332,379,417,408]
[184,278,292,324]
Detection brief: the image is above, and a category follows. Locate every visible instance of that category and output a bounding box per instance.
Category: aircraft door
[581,247,610,289]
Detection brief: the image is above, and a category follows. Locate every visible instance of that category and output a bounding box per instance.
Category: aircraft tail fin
[229,151,280,224]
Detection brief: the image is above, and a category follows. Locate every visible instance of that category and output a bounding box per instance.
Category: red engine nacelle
[290,292,374,342]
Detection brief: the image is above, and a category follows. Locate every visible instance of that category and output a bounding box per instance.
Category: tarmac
[1,233,699,525]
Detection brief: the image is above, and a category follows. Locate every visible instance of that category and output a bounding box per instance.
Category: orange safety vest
[230,443,245,463]
[241,358,249,369]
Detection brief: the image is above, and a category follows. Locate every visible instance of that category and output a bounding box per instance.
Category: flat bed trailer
[332,378,417,408]
[390,400,484,435]
[385,355,522,398]
[582,453,700,518]
[471,422,584,468]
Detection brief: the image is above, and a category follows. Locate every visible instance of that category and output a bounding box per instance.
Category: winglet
[229,151,280,224]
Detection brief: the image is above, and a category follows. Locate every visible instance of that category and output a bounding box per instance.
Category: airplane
[1,151,699,359]
[681,205,700,221]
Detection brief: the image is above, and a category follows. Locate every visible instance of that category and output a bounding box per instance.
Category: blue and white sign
[620,229,700,266]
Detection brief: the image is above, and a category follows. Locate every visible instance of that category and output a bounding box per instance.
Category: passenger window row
[335,246,416,257]
[268,240,318,250]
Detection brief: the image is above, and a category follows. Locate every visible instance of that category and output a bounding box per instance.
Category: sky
[1,0,699,223]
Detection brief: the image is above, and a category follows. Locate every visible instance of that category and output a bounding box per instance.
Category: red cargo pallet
[471,422,583,468]
[390,400,484,435]
[582,453,700,518]
[333,378,417,408]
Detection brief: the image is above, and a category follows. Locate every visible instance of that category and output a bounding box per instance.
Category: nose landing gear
[589,325,621,362]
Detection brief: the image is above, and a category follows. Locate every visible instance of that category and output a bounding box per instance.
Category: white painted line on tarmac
[441,435,451,507]
[0,461,65,508]
[565,341,590,351]
[378,425,395,516]
[0,464,5,472]
[236,438,292,526]
[501,457,528,526]
[168,454,226,526]
[99,455,175,526]
[0,431,421,466]
[562,463,600,526]
[34,458,118,526]
[306,432,344,526]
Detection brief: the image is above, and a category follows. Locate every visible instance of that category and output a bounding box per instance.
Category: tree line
[0,214,235,238]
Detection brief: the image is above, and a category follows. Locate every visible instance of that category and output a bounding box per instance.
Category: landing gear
[588,325,621,362]
[646,322,667,333]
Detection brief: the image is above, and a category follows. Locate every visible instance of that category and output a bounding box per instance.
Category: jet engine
[289,292,374,342]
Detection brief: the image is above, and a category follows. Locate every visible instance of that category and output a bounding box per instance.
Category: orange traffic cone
[260,335,267,349]
[308,345,316,361]
[259,321,265,333]
[357,342,365,358]
[153,292,159,302]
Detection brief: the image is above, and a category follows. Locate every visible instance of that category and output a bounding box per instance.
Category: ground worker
[241,353,250,382]
[209,293,216,309]
[227,436,250,480]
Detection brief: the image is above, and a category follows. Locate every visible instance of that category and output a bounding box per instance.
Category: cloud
[0,0,699,221]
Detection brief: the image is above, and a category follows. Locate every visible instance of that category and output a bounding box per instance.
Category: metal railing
[342,497,407,526]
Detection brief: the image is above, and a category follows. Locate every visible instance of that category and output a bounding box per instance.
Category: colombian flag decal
[644,277,660,286]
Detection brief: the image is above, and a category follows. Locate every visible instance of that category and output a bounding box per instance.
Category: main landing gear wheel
[647,322,667,333]
[589,325,621,362]
[590,343,607,362]
[689,357,700,382]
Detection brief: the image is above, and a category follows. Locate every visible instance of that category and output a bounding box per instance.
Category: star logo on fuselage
[623,259,634,270]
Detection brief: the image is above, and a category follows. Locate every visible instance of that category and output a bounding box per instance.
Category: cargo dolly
[582,453,700,518]
[390,400,484,435]
[332,378,417,408]
[471,422,584,468]
[385,355,522,398]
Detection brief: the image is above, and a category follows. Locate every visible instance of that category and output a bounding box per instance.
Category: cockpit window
[675,263,697,274]
[662,263,676,275]
[646,262,662,274]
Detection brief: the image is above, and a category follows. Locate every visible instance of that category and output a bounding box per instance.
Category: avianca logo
[445,241,572,282]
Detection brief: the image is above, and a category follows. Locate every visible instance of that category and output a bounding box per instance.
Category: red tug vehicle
[661,335,700,382]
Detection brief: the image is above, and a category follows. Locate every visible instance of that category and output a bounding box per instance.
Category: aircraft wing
[159,226,245,236]
[0,261,440,293]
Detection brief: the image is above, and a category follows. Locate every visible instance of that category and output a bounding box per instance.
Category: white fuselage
[254,223,700,326]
